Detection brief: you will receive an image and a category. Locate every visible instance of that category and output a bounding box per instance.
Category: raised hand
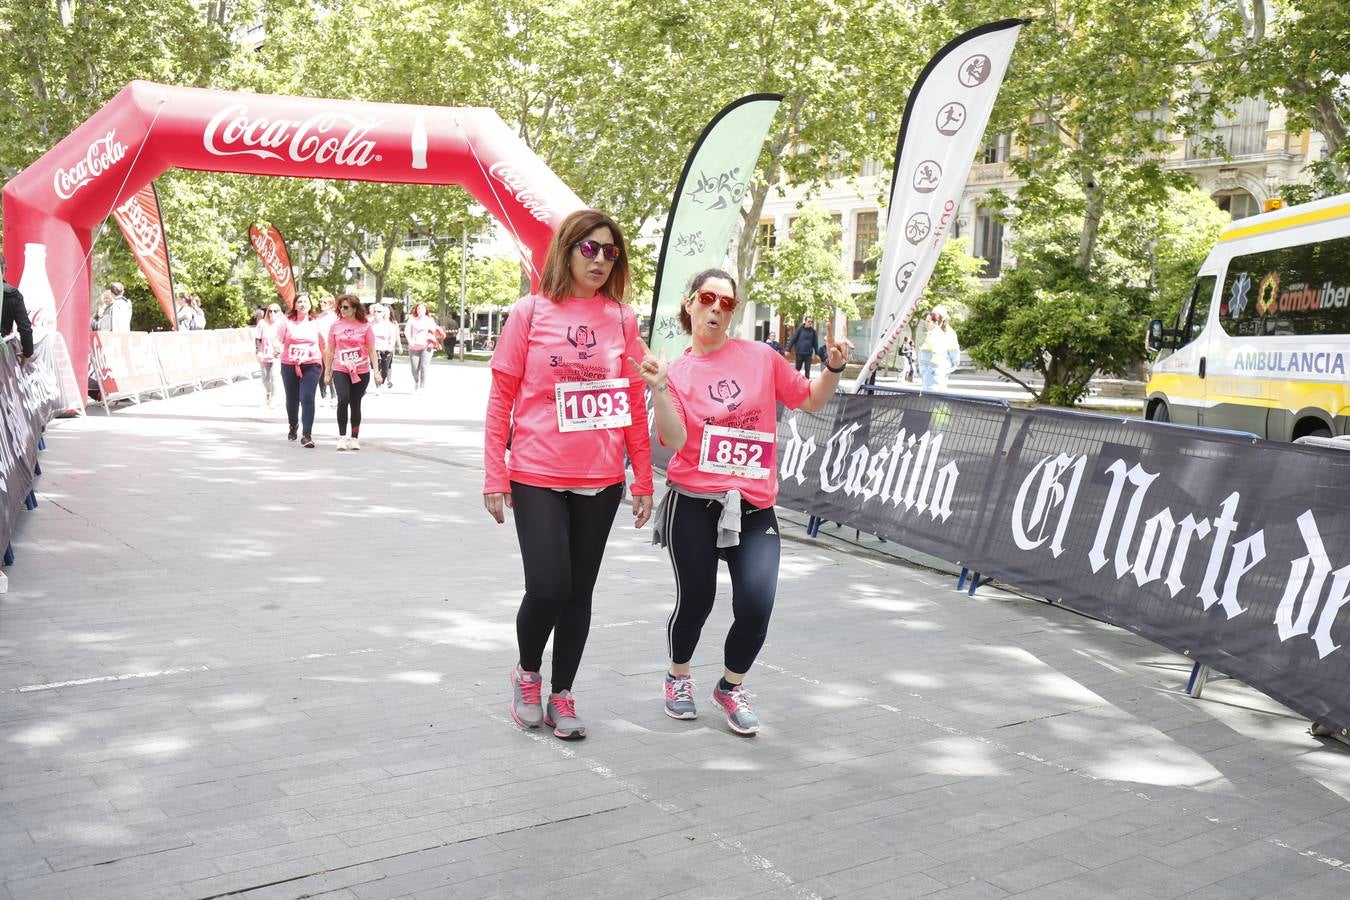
[628,348,669,392]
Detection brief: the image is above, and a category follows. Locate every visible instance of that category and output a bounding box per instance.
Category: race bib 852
[698,425,774,480]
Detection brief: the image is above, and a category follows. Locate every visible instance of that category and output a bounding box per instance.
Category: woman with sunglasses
[277,293,325,448]
[254,304,283,406]
[405,302,438,392]
[314,296,339,407]
[323,294,383,450]
[371,304,398,391]
[484,208,654,741]
[634,269,851,735]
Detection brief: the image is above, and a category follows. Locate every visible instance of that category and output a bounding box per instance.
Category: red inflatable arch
[1,81,584,398]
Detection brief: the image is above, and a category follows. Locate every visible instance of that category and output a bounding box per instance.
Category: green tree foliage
[963,184,1228,405]
[0,0,245,177]
[1212,0,1350,198]
[749,207,856,327]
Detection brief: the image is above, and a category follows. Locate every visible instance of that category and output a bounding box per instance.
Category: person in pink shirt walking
[371,303,399,391]
[634,269,851,735]
[276,293,326,448]
[323,293,383,450]
[314,295,338,406]
[484,209,655,740]
[404,302,439,392]
[254,303,282,406]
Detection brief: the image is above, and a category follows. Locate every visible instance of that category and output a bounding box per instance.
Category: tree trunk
[735,93,804,298]
[1074,172,1105,271]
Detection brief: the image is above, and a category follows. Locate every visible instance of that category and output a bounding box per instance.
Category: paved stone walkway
[2,366,1349,899]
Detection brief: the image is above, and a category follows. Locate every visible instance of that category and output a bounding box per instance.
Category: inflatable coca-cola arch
[1,81,583,402]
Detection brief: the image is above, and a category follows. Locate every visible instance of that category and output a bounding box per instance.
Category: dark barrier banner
[776,392,1350,738]
[0,340,52,555]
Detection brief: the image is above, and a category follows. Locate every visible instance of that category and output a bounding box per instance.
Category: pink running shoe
[509,666,543,729]
[544,690,586,740]
[664,673,698,719]
[711,684,760,735]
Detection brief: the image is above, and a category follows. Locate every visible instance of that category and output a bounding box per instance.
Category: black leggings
[333,371,370,436]
[377,350,393,386]
[511,481,623,694]
[664,492,780,676]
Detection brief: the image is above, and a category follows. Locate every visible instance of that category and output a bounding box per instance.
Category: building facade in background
[753,99,1330,352]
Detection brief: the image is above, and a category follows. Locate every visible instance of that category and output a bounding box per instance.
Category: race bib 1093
[555,378,632,432]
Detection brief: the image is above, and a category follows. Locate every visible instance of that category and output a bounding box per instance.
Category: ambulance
[1145,193,1350,440]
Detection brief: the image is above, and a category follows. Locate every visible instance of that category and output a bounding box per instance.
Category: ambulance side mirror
[1146,318,1165,353]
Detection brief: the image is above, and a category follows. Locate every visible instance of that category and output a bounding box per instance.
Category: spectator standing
[109,282,133,331]
[189,294,206,330]
[899,336,916,383]
[175,294,196,331]
[787,316,819,377]
[91,290,115,332]
[918,306,961,391]
[0,252,34,362]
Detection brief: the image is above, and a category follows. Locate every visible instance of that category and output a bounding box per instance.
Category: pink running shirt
[277,316,324,367]
[254,319,280,362]
[405,315,437,351]
[372,320,397,352]
[329,319,374,377]
[484,294,653,496]
[664,338,810,508]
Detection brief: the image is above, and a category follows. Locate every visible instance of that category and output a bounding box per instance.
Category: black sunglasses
[572,239,621,262]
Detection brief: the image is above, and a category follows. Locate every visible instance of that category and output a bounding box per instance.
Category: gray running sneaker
[711,684,760,735]
[509,666,543,729]
[664,673,698,719]
[544,690,587,740]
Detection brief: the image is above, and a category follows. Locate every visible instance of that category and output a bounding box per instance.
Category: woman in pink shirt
[635,269,851,735]
[404,302,438,391]
[323,293,383,451]
[484,209,655,740]
[254,303,282,406]
[276,293,326,448]
[371,304,399,391]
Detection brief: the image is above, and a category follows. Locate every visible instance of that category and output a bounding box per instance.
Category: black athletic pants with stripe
[663,492,780,677]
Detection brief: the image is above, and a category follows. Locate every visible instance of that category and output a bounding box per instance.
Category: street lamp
[459,203,485,360]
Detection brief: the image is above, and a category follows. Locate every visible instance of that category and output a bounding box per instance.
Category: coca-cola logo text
[204,105,382,167]
[251,229,294,287]
[114,197,162,258]
[489,162,557,224]
[53,131,127,200]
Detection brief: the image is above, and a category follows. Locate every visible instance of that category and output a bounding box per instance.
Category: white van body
[1146,193,1350,440]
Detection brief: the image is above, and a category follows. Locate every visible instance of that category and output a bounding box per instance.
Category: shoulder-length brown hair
[537,209,630,304]
[336,293,368,323]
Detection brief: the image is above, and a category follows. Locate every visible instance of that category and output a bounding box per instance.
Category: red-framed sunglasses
[572,239,622,262]
[691,289,738,312]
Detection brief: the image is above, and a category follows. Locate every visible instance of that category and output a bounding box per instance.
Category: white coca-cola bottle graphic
[410,115,428,170]
[16,242,57,340]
